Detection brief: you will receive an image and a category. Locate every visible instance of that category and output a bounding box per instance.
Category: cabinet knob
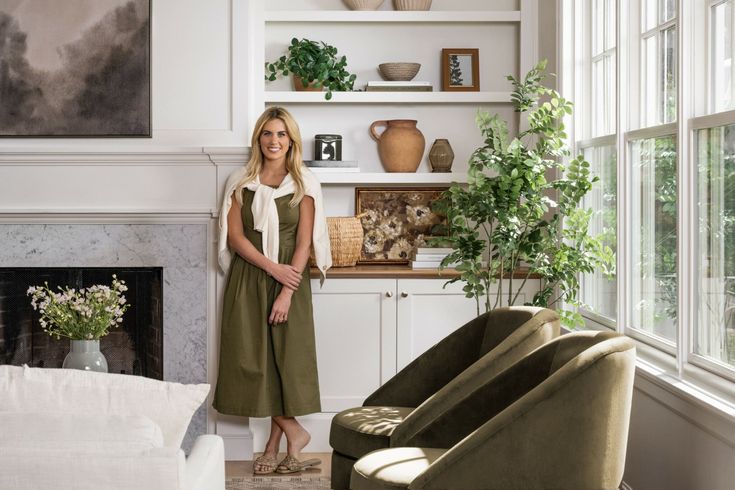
[401,292,408,298]
[386,291,394,298]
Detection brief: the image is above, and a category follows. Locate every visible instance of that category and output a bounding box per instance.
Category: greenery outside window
[697,123,735,369]
[630,135,677,344]
[641,0,677,126]
[580,145,618,321]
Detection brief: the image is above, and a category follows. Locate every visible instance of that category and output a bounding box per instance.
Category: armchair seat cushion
[351,447,446,490]
[330,406,414,458]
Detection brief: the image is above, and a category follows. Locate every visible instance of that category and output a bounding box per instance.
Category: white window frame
[562,0,735,405]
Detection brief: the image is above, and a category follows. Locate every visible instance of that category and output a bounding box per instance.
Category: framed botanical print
[441,48,480,92]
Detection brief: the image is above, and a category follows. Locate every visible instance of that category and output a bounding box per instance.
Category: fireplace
[0,222,209,450]
[0,267,163,379]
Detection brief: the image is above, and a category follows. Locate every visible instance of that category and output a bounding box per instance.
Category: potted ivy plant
[265,37,357,101]
[434,60,614,327]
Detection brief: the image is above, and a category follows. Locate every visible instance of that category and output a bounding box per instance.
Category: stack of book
[366,81,433,92]
[410,247,457,269]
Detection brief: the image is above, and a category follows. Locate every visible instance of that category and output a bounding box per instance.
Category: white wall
[624,375,735,490]
[0,0,250,148]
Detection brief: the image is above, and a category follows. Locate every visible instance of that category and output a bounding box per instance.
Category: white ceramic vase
[62,339,108,373]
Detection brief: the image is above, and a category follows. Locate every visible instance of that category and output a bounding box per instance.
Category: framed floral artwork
[355,187,448,264]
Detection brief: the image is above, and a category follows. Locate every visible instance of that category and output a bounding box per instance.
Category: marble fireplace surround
[0,221,210,450]
[0,148,249,451]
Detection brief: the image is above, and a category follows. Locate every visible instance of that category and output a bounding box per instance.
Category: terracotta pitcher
[370,119,425,172]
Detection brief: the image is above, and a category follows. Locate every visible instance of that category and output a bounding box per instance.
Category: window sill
[579,313,735,447]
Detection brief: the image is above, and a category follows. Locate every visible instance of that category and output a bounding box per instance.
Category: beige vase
[369,119,425,172]
[428,139,454,172]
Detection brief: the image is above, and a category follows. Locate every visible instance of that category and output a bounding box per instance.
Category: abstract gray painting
[0,0,150,137]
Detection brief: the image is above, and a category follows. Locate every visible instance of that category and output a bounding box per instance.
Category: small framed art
[441,48,480,92]
[355,187,448,264]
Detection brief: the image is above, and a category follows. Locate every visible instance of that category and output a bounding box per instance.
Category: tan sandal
[253,454,278,475]
[275,455,322,474]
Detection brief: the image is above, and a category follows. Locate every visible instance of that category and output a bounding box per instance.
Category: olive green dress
[214,188,321,417]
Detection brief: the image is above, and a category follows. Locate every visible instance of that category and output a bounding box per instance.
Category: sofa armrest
[364,312,489,407]
[185,435,225,490]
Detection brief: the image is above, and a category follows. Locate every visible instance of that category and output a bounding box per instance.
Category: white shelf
[265,10,521,23]
[314,172,467,185]
[264,91,512,104]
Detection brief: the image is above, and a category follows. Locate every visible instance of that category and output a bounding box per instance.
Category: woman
[214,107,331,474]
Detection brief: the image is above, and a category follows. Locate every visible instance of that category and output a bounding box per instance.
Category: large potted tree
[435,61,614,326]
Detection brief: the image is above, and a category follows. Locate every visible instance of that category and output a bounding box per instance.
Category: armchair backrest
[392,307,560,446]
[364,307,559,409]
[409,331,636,490]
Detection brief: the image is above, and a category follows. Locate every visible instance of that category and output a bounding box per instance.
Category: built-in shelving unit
[265,11,522,23]
[251,0,538,185]
[264,91,512,104]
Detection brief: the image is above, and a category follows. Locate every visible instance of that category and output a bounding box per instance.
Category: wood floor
[225,453,332,478]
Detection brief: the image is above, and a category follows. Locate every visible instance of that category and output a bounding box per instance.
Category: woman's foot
[253,452,279,475]
[285,424,311,460]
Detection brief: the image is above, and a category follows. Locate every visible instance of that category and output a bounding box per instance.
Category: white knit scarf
[218,166,331,285]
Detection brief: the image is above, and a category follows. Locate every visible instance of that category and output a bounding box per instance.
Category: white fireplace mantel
[0,147,249,215]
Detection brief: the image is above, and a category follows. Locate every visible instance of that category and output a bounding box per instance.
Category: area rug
[226,476,331,490]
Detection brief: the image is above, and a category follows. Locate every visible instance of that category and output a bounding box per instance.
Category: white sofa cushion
[0,412,164,453]
[0,447,186,490]
[0,365,210,448]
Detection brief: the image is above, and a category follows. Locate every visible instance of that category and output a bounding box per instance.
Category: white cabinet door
[396,278,542,370]
[396,278,480,371]
[310,278,396,413]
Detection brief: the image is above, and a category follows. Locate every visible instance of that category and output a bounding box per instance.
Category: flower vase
[63,340,108,373]
[429,139,454,172]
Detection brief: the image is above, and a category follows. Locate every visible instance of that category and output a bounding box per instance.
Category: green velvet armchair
[329,307,561,490]
[349,331,636,490]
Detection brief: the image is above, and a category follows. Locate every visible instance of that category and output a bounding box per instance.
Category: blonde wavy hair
[236,106,305,207]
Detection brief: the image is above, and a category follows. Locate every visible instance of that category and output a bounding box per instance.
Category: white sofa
[0,365,225,490]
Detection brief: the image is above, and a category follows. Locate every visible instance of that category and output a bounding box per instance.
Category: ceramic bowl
[393,0,432,11]
[378,62,421,81]
[344,0,384,10]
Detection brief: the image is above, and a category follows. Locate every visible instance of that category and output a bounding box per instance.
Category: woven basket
[312,216,364,267]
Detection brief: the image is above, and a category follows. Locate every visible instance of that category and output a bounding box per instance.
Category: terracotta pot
[369,119,425,172]
[292,75,323,92]
[428,139,454,172]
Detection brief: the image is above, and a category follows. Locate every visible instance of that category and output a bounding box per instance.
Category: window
[712,0,734,113]
[576,0,619,322]
[696,123,735,369]
[630,135,677,343]
[592,0,617,137]
[564,0,735,392]
[641,0,677,126]
[580,145,618,320]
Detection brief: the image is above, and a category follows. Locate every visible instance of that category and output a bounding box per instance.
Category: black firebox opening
[0,267,163,379]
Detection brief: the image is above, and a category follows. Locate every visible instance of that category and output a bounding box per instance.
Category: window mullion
[618,0,629,335]
[678,0,694,379]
